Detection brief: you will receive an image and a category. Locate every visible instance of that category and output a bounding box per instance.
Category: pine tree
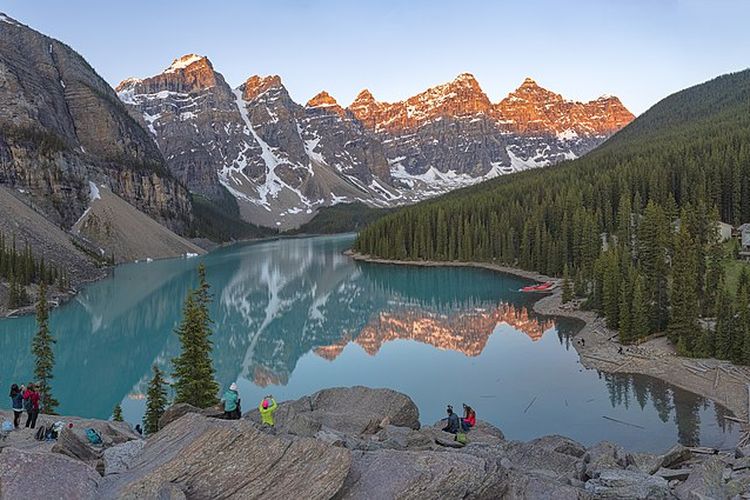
[32,281,58,414]
[714,288,734,360]
[668,224,700,353]
[639,201,670,332]
[618,270,634,343]
[172,264,219,408]
[112,404,124,422]
[143,365,168,435]
[631,274,649,340]
[561,264,573,304]
[704,241,725,317]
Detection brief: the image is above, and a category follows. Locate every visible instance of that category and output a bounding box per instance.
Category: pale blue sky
[3,0,749,114]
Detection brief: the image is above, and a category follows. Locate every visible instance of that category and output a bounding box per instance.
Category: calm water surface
[0,235,740,451]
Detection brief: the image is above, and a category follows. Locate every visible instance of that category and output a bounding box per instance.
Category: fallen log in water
[523,396,538,414]
[602,416,645,429]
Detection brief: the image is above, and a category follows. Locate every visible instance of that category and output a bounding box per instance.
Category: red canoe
[520,281,554,293]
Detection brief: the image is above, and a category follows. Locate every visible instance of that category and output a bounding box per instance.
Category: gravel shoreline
[349,252,750,429]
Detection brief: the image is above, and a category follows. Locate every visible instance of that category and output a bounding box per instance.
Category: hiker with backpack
[23,383,40,429]
[222,383,241,420]
[258,395,278,427]
[9,384,24,429]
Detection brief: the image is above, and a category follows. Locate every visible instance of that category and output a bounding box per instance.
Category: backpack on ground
[35,426,47,441]
[85,428,102,445]
[1,421,12,432]
[455,431,468,445]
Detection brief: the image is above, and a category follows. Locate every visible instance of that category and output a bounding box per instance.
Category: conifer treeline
[354,70,750,361]
[1,230,69,308]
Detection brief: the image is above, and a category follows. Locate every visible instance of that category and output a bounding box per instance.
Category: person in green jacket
[222,383,241,420]
[259,395,278,426]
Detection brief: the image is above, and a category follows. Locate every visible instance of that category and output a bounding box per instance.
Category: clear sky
[3,0,749,114]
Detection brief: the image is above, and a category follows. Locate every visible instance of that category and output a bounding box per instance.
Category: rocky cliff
[1,386,746,499]
[0,14,192,234]
[118,57,633,230]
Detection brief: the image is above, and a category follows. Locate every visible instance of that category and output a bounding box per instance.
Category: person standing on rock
[442,405,460,434]
[9,384,24,429]
[22,383,40,429]
[259,395,278,427]
[222,383,241,420]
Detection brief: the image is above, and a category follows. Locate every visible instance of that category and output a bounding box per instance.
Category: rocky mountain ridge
[117,55,634,229]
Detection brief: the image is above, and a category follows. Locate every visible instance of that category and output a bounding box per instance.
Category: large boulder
[158,403,223,429]
[103,439,146,475]
[246,386,420,435]
[674,456,750,500]
[632,443,692,475]
[584,468,670,499]
[373,424,434,450]
[98,413,351,499]
[0,447,100,499]
[502,437,585,480]
[427,419,505,447]
[502,469,593,500]
[51,427,102,468]
[337,448,508,499]
[582,441,632,480]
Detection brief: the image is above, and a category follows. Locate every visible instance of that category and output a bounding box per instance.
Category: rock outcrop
[5,386,741,499]
[98,413,351,499]
[0,448,101,500]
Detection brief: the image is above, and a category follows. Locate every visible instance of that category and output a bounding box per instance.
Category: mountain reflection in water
[0,235,739,451]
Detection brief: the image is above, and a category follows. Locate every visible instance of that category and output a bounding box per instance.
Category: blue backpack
[85,428,102,445]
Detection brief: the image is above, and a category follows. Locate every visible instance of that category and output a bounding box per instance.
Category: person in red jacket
[22,383,40,429]
[461,403,476,432]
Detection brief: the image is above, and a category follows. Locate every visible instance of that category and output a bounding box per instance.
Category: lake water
[0,234,739,452]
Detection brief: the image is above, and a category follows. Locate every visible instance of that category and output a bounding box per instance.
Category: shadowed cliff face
[0,14,192,233]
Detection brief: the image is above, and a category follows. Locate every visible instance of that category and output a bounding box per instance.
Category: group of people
[221,383,278,426]
[442,403,476,434]
[8,383,41,430]
[10,381,470,437]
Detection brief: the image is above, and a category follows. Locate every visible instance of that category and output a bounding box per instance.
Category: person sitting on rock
[442,405,460,434]
[259,395,278,427]
[222,383,241,420]
[461,403,476,432]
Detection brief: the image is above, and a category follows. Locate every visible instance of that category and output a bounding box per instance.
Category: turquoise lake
[0,234,740,452]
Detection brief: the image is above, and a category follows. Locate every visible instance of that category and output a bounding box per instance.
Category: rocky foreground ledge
[2,387,750,499]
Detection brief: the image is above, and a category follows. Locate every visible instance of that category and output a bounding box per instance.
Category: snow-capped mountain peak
[164,53,206,73]
[117,56,634,230]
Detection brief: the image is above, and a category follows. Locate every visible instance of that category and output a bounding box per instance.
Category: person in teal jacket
[222,383,241,420]
[259,395,278,426]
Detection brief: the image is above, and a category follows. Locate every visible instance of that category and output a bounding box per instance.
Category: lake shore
[349,251,750,429]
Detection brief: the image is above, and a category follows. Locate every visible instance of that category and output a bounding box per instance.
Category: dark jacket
[10,390,23,411]
[443,412,460,433]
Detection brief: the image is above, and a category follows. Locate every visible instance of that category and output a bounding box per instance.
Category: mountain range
[116,54,633,229]
[0,11,633,292]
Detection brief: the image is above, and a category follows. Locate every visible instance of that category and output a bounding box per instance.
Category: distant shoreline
[349,251,750,431]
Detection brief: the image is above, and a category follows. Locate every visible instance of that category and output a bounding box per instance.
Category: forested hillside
[355,69,750,362]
